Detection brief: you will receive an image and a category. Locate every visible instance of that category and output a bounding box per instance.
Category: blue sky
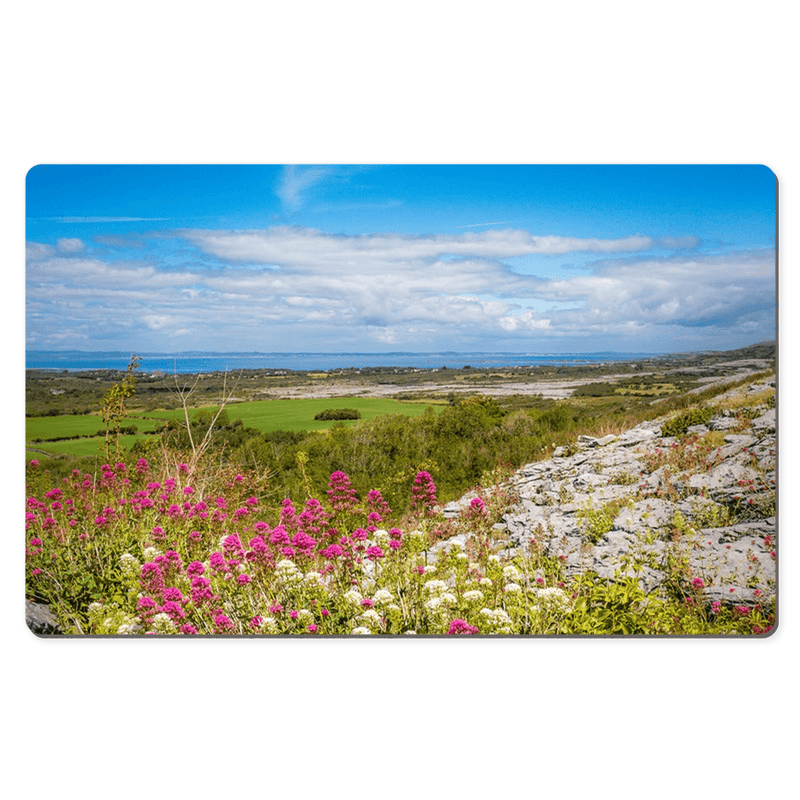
[25,164,776,354]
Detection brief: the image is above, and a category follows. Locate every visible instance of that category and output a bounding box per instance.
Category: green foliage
[661,406,716,437]
[578,498,632,543]
[100,355,140,458]
[566,574,651,635]
[314,408,361,421]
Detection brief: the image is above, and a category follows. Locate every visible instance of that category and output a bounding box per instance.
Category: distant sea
[27,350,666,374]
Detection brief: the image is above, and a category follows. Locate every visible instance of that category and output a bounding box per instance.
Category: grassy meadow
[26,396,443,459]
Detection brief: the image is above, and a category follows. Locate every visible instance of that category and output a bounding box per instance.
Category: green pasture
[26,433,156,459]
[26,414,164,442]
[26,398,440,457]
[141,396,441,434]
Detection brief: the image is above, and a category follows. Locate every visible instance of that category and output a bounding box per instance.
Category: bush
[314,408,362,421]
[661,406,716,437]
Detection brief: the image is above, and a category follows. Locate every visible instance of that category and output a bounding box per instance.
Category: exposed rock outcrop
[441,377,777,609]
[26,599,63,635]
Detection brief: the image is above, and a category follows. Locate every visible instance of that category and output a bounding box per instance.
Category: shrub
[661,406,716,437]
[314,408,362,421]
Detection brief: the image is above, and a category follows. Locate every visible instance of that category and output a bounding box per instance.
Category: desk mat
[24,164,777,636]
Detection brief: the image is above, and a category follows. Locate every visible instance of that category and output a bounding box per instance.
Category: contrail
[458,221,512,228]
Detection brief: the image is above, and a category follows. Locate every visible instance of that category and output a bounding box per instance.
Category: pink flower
[269,526,290,546]
[328,471,359,511]
[447,619,479,635]
[213,612,234,633]
[692,578,705,589]
[237,574,252,585]
[469,496,487,514]
[136,596,157,621]
[209,552,228,573]
[159,600,186,622]
[223,534,244,558]
[191,577,214,605]
[307,624,318,633]
[321,543,344,559]
[361,598,374,609]
[366,545,384,560]
[411,471,437,515]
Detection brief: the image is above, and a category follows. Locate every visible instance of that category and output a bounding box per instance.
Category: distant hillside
[675,340,776,364]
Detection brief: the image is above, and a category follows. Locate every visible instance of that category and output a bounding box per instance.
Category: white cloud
[56,237,84,253]
[25,227,775,351]
[26,242,53,260]
[178,226,655,269]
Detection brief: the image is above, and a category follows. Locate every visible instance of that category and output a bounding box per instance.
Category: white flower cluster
[259,617,279,634]
[303,571,323,585]
[143,546,161,561]
[423,579,449,596]
[151,612,176,634]
[479,577,493,587]
[357,609,383,629]
[535,587,571,612]
[479,607,513,633]
[296,609,314,625]
[463,589,484,604]
[275,559,302,583]
[424,594,456,614]
[351,626,372,635]
[373,529,390,547]
[344,588,363,607]
[372,588,394,606]
[503,564,521,582]
[119,553,140,576]
[116,623,137,635]
[504,583,522,594]
[87,602,104,615]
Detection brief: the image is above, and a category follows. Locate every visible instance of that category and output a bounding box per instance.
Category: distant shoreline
[25,349,692,374]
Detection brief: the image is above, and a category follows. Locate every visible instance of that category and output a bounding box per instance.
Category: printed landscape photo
[25,164,777,636]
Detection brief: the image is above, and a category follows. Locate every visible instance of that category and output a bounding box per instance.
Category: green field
[27,397,441,456]
[141,396,440,433]
[26,413,164,441]
[26,433,152,459]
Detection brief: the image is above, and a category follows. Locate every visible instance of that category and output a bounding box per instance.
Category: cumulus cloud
[25,226,775,351]
[178,226,656,269]
[56,237,84,253]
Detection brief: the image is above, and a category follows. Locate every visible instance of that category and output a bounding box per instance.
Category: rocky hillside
[441,375,777,611]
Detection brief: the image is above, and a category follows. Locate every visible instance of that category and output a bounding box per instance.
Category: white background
[4,2,795,797]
